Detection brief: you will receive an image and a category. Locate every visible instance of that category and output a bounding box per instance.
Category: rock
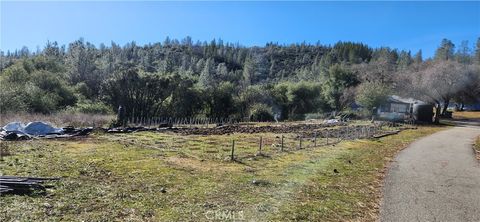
[160,187,166,193]
[244,167,255,173]
[251,179,270,186]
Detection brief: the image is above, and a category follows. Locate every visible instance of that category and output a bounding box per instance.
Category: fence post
[231,139,235,161]
[326,130,329,145]
[314,132,317,147]
[259,136,263,154]
[299,136,302,149]
[281,135,284,152]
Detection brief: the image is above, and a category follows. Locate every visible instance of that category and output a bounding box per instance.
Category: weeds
[0,112,115,128]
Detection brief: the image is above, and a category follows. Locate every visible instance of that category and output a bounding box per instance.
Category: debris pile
[0,176,59,194]
[1,121,92,141]
[106,126,156,134]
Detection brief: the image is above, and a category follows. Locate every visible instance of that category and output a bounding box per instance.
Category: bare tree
[397,60,479,123]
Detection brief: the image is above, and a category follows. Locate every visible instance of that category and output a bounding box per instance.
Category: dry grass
[453,111,480,120]
[0,125,447,221]
[474,136,480,160]
[0,112,115,128]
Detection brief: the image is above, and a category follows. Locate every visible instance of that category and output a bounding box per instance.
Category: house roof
[387,95,427,105]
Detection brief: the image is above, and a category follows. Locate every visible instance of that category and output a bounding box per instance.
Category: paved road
[380,125,480,222]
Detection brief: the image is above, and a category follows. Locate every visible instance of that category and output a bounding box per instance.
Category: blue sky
[1,1,479,58]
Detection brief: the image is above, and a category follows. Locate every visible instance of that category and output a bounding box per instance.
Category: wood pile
[0,176,59,194]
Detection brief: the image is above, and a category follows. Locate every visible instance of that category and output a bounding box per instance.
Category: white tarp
[2,122,25,132]
[2,121,63,136]
[323,119,339,124]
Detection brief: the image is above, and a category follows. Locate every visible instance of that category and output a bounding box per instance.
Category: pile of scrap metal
[0,121,93,141]
[0,176,59,194]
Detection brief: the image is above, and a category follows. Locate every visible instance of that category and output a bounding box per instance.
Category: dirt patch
[165,122,347,136]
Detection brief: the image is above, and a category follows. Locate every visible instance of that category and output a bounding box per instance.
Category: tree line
[1,37,479,122]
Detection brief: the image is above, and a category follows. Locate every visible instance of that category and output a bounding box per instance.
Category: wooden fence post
[281,135,284,152]
[299,136,302,149]
[231,139,235,161]
[326,130,329,145]
[259,136,263,154]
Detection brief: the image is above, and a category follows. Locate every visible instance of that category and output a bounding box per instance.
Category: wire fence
[106,121,416,162]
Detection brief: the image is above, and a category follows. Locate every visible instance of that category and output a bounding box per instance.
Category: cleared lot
[0,125,445,221]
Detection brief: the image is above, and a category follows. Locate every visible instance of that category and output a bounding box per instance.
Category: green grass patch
[0,125,446,221]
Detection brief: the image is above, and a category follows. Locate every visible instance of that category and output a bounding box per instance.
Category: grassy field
[0,125,446,221]
[453,111,480,120]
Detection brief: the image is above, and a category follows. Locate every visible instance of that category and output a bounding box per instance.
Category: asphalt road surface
[380,125,480,222]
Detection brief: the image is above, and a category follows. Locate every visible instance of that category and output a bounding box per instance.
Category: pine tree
[434,39,455,61]
[413,50,423,63]
[455,40,471,64]
[242,54,255,86]
[397,50,412,69]
[475,38,480,64]
[198,58,215,88]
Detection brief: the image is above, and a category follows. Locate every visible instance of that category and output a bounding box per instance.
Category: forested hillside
[1,37,479,121]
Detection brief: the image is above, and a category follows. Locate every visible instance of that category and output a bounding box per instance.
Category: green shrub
[356,81,391,114]
[0,84,28,113]
[66,101,113,115]
[249,103,274,122]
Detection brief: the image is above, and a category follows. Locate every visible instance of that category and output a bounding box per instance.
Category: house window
[390,103,407,113]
